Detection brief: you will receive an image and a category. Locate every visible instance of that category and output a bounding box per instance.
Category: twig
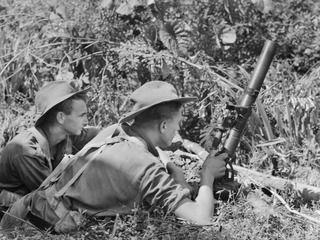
[0,49,25,77]
[29,53,59,68]
[113,42,241,93]
[197,90,217,104]
[256,98,275,140]
[281,80,296,144]
[0,41,65,60]
[29,62,39,83]
[34,42,68,49]
[255,138,287,147]
[2,65,24,82]
[83,40,100,50]
[69,51,104,64]
[111,213,120,237]
[162,52,242,92]
[0,13,47,18]
[37,48,66,59]
[34,40,99,50]
[270,189,320,225]
[239,173,320,225]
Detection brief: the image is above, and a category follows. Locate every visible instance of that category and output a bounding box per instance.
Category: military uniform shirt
[0,127,100,196]
[24,124,191,229]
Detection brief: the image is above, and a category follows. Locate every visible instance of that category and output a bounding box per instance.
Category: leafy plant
[1,0,320,239]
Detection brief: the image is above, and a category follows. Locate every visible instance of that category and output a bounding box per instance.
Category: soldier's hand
[201,150,228,179]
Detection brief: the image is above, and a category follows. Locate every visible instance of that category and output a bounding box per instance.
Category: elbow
[174,200,213,225]
[177,211,212,225]
[189,207,213,225]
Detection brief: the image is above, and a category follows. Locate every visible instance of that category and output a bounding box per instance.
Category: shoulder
[83,140,164,196]
[3,129,46,157]
[98,139,151,159]
[94,139,164,175]
[86,124,119,145]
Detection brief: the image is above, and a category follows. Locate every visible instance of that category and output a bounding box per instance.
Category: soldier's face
[62,99,88,135]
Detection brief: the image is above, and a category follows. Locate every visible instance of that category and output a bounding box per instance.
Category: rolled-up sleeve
[138,162,191,213]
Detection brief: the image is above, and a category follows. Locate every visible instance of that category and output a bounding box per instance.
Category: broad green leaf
[101,0,113,8]
[116,0,148,15]
[161,59,170,78]
[131,0,147,6]
[56,71,74,82]
[49,12,61,21]
[159,21,191,56]
[116,2,134,15]
[251,0,273,13]
[220,27,236,44]
[263,0,274,13]
[144,25,157,43]
[55,4,68,20]
[46,0,58,7]
[251,0,264,12]
[159,23,178,53]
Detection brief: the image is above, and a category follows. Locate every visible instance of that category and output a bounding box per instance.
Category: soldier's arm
[174,150,227,224]
[2,143,52,193]
[166,162,195,195]
[156,147,195,197]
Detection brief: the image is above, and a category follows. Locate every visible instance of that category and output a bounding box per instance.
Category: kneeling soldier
[0,81,227,233]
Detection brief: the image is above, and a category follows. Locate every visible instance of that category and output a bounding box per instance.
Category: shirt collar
[120,123,159,157]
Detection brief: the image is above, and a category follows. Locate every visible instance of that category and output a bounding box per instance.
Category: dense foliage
[0,0,320,239]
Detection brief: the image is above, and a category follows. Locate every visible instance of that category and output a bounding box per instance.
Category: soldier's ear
[159,120,167,134]
[56,111,65,124]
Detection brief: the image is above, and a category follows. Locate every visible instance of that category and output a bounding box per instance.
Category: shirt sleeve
[16,154,51,192]
[3,143,52,193]
[71,127,101,153]
[138,161,191,213]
